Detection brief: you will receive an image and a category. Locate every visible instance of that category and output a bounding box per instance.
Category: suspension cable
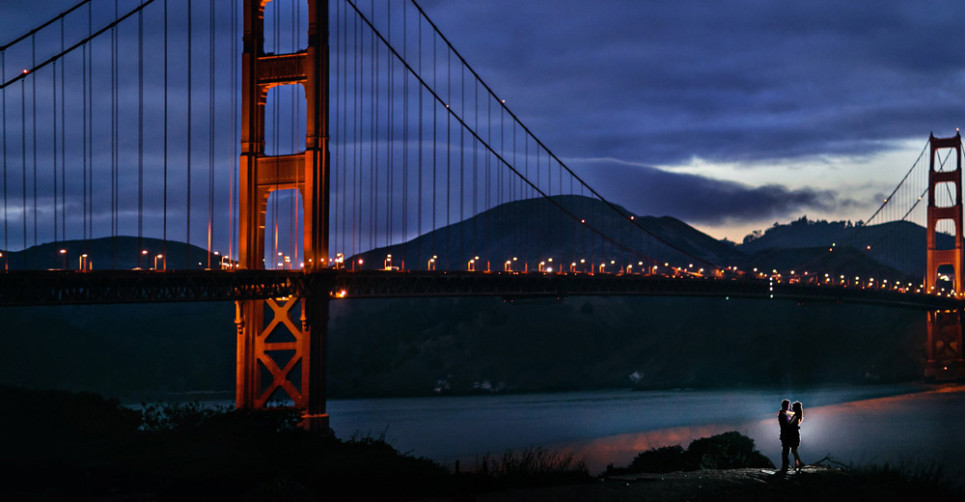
[0,0,92,51]
[862,139,929,225]
[406,0,713,268]
[346,0,657,264]
[1,0,158,90]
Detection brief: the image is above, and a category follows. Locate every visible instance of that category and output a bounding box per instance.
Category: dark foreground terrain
[0,386,960,501]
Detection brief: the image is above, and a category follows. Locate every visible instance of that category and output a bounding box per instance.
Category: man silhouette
[778,399,792,472]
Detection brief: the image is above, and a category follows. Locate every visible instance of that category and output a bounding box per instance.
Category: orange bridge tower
[237,0,331,428]
[925,132,965,381]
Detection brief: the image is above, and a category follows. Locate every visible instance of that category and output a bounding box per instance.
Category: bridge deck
[0,270,958,310]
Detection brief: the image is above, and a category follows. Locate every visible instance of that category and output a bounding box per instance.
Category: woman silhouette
[788,401,805,471]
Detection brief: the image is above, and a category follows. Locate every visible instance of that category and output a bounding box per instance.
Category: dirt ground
[459,465,959,502]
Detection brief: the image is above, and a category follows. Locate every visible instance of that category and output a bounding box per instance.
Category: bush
[684,431,774,470]
[140,401,301,433]
[627,444,687,473]
[614,431,774,474]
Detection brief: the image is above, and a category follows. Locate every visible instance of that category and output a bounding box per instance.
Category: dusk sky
[418,0,965,241]
[3,0,965,247]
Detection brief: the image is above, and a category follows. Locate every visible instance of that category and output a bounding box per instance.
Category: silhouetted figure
[777,399,792,472]
[787,401,805,471]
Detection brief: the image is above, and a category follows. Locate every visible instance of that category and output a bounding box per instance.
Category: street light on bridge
[59,249,68,269]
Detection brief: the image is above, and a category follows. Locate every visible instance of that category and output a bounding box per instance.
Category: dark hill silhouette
[355,195,745,272]
[1,236,222,271]
[738,217,940,279]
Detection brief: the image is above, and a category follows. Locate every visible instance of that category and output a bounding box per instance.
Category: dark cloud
[571,158,851,225]
[420,0,965,165]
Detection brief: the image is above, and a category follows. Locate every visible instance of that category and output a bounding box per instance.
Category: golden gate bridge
[0,0,963,428]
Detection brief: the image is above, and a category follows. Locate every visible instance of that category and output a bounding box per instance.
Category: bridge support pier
[925,133,965,381]
[234,273,333,429]
[925,310,965,381]
[238,0,331,427]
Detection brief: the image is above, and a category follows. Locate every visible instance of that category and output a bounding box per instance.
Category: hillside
[1,236,221,271]
[738,217,938,278]
[355,195,745,272]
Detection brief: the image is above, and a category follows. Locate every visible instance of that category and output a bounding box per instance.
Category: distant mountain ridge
[737,216,935,280]
[1,198,931,282]
[0,236,220,271]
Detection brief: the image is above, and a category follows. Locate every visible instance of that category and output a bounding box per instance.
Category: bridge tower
[237,0,331,428]
[925,132,965,381]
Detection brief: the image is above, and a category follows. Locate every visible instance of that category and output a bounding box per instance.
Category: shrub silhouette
[616,431,774,474]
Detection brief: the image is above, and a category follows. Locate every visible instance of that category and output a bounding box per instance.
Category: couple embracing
[778,399,804,473]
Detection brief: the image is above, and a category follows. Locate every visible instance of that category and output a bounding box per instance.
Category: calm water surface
[327,384,965,477]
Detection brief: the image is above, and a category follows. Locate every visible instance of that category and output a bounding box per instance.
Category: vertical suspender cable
[87,7,93,256]
[370,0,377,253]
[417,14,422,261]
[290,1,298,267]
[187,0,193,269]
[337,0,345,259]
[401,1,407,256]
[459,64,464,226]
[354,11,360,258]
[26,81,33,265]
[228,0,236,267]
[387,2,393,249]
[32,35,37,252]
[445,45,450,265]
[472,79,477,242]
[59,20,66,244]
[163,0,169,267]
[272,2,280,267]
[111,0,118,267]
[138,5,145,268]
[431,31,436,261]
[52,60,58,256]
[1,49,6,265]
[208,0,215,269]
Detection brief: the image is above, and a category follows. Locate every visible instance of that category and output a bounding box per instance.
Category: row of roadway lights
[21,247,964,297]
[326,252,711,276]
[49,248,238,271]
[750,265,929,294]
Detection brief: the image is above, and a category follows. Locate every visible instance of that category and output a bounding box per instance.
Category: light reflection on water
[327,384,965,476]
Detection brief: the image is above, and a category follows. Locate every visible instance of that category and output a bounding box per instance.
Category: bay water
[327,384,965,478]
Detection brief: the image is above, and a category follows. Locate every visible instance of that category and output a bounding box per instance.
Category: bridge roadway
[0,270,959,310]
